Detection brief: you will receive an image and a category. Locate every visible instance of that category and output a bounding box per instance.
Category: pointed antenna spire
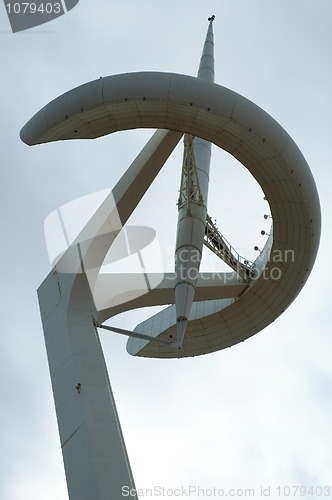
[197,16,215,83]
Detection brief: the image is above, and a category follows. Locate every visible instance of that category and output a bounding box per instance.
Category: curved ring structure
[21,71,321,358]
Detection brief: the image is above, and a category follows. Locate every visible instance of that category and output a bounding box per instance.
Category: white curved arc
[21,71,321,358]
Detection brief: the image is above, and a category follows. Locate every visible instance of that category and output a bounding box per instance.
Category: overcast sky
[1,1,332,499]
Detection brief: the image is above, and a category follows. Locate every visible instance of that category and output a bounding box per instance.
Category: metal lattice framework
[178,134,204,208]
[203,214,253,282]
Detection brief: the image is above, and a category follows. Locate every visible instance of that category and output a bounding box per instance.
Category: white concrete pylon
[36,129,182,500]
[174,18,215,347]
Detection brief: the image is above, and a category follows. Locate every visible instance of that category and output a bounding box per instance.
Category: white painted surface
[38,271,137,500]
[21,71,320,357]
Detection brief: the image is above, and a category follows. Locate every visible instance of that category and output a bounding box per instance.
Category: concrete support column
[38,270,137,500]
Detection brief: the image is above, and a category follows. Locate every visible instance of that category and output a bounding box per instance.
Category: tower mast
[174,17,215,347]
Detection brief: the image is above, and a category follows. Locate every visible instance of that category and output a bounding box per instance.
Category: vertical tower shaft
[174,17,215,348]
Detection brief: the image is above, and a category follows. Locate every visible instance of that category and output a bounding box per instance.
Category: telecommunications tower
[21,17,320,500]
